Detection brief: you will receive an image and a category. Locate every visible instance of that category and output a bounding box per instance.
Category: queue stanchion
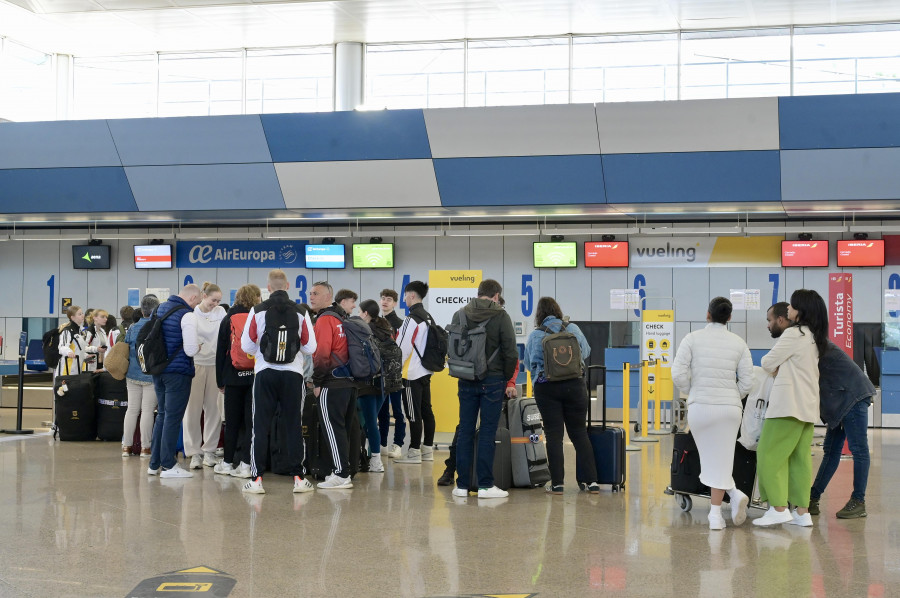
[649,357,670,435]
[1,332,34,435]
[623,362,641,451]
[632,360,658,443]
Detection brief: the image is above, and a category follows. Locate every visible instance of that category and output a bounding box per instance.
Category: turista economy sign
[176,241,308,269]
[629,236,782,268]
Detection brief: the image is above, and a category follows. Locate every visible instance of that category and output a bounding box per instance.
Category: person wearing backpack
[394,281,442,465]
[450,279,518,499]
[523,297,599,496]
[377,288,407,458]
[121,294,160,458]
[214,284,261,478]
[146,284,203,479]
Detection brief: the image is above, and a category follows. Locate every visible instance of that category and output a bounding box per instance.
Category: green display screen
[533,242,577,268]
[352,243,394,268]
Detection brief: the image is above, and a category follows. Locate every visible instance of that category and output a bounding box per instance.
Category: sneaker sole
[318,484,353,490]
[242,487,265,494]
[836,512,867,519]
[160,473,193,479]
[393,460,422,464]
[732,494,750,526]
[293,485,315,493]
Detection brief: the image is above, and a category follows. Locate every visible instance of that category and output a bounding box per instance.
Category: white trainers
[242,477,265,494]
[788,510,814,527]
[230,462,252,479]
[293,476,315,493]
[477,486,509,499]
[203,452,218,467]
[452,487,468,497]
[215,447,224,458]
[147,466,160,476]
[189,454,203,469]
[317,474,353,489]
[387,444,403,459]
[752,507,794,527]
[160,464,193,479]
[394,448,422,464]
[709,511,726,531]
[420,445,434,461]
[213,462,235,475]
[368,455,385,473]
[730,489,750,526]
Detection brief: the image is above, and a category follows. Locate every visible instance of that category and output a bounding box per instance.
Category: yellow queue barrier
[623,362,641,451]
[632,360,658,444]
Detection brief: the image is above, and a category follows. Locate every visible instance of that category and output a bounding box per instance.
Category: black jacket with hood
[450,297,518,381]
[216,304,255,388]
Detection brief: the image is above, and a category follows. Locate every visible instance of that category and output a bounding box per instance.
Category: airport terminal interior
[3,0,900,596]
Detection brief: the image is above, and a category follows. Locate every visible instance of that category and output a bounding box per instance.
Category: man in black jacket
[378,288,406,457]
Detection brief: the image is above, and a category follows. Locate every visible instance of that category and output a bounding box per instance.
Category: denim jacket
[818,341,875,429]
[524,316,591,384]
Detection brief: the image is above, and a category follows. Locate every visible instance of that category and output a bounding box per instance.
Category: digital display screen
[352,243,394,269]
[781,240,828,267]
[72,245,111,270]
[305,244,346,269]
[134,244,173,269]
[533,242,577,268]
[837,240,885,267]
[585,241,629,268]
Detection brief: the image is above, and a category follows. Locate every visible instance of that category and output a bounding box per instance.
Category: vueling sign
[634,241,698,263]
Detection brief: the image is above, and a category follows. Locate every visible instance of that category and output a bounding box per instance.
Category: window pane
[0,40,55,121]
[572,34,678,103]
[681,29,790,99]
[794,24,900,95]
[366,42,464,109]
[466,38,569,107]
[158,51,242,117]
[246,47,333,113]
[73,55,157,119]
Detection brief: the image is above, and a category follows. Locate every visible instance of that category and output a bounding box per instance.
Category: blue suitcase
[583,365,626,492]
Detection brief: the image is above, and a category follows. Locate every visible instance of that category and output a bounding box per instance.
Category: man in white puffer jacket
[671,296,754,531]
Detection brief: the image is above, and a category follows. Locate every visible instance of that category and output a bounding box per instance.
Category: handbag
[104,341,130,381]
[739,366,774,451]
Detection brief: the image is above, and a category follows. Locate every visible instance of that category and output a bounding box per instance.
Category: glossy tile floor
[0,407,898,598]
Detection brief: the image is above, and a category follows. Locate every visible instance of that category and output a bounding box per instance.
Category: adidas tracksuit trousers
[250,369,304,478]
[319,385,358,478]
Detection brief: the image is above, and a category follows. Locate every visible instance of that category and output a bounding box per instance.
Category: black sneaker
[836,499,866,519]
[808,499,820,516]
[437,468,455,486]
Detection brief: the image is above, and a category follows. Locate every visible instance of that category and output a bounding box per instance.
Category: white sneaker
[394,448,422,464]
[317,474,353,489]
[215,447,224,458]
[293,476,315,493]
[203,452,218,467]
[230,462,252,479]
[368,455,385,473]
[752,507,794,527]
[788,510,814,527]
[452,487,468,497]
[189,454,203,469]
[709,511,726,531]
[729,489,750,526]
[242,477,265,494]
[214,462,235,475]
[477,486,509,499]
[147,466,160,476]
[421,445,434,461]
[387,444,403,459]
[160,464,193,479]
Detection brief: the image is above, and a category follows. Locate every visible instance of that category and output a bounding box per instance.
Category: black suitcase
[670,431,758,500]
[468,425,512,491]
[269,401,300,476]
[302,391,362,480]
[54,372,97,441]
[584,365,626,492]
[94,372,128,442]
[507,397,551,488]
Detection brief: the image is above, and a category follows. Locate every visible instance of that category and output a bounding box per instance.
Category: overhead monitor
[304,244,346,269]
[585,241,629,268]
[533,242,577,268]
[72,244,111,270]
[352,243,394,269]
[134,244,173,269]
[836,239,885,267]
[781,240,828,267]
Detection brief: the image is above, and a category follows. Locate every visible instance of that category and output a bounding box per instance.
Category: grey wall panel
[424,104,600,158]
[87,255,119,317]
[729,322,747,342]
[0,120,121,169]
[846,269,882,322]
[0,243,24,318]
[276,160,441,209]
[359,270,391,305]
[435,236,470,270]
[215,269,251,306]
[709,268,747,323]
[781,148,900,201]
[22,241,60,318]
[784,269,806,305]
[672,269,709,323]
[557,267,592,321]
[59,242,88,316]
[146,268,180,300]
[596,97,780,154]
[675,322,691,352]
[590,269,629,322]
[471,237,504,281]
[396,237,436,307]
[746,267,783,349]
[326,269,363,307]
[800,270,830,306]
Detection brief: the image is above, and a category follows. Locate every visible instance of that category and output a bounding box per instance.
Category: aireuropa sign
[176,241,307,269]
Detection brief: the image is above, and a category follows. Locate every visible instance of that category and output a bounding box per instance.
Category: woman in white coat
[671,297,754,530]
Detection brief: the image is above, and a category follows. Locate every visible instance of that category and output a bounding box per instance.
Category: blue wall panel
[261,110,432,162]
[0,120,121,169]
[108,116,273,166]
[0,167,137,213]
[779,94,900,150]
[434,155,605,206]
[781,148,900,201]
[125,164,285,211]
[601,151,781,204]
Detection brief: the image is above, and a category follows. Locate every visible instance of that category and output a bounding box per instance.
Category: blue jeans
[378,389,406,447]
[358,393,385,457]
[811,399,871,502]
[455,376,506,490]
[150,373,193,470]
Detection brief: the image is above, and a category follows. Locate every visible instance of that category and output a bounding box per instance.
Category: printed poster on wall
[630,236,781,268]
[828,273,853,357]
[427,270,482,327]
[175,241,307,269]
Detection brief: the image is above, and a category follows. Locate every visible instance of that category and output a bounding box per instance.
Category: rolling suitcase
[507,397,551,488]
[584,365,626,492]
[668,430,758,511]
[95,372,128,442]
[468,425,512,492]
[302,391,362,480]
[54,371,97,441]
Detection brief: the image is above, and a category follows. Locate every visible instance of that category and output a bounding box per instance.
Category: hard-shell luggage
[95,372,128,442]
[507,397,551,488]
[54,372,97,441]
[668,430,758,512]
[584,365,626,492]
[468,425,512,492]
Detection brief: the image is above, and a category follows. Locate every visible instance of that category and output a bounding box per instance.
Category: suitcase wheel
[677,494,692,512]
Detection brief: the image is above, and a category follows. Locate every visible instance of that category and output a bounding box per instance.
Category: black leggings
[534,378,597,486]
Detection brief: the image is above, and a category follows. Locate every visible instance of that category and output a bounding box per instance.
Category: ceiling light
[541,227,639,236]
[849,224,900,233]
[349,229,444,238]
[444,228,540,237]
[638,226,743,235]
[744,225,848,234]
[177,231,263,240]
[90,232,176,240]
[9,232,89,241]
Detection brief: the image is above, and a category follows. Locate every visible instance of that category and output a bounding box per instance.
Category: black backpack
[324,314,382,382]
[42,328,62,370]
[378,336,403,393]
[136,305,190,374]
[259,301,306,364]
[411,311,448,373]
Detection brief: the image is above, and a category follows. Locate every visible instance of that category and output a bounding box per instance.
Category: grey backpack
[537,318,583,382]
[446,309,499,381]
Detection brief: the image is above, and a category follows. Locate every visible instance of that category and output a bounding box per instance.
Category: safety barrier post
[623,362,641,451]
[649,358,671,435]
[632,360,658,443]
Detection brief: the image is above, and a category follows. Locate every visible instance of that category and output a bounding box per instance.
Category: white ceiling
[2,0,900,56]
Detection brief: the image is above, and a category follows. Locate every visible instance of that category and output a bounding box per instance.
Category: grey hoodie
[451,297,518,381]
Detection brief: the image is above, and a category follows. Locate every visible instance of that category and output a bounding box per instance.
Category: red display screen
[837,240,885,267]
[584,241,629,268]
[781,240,828,267]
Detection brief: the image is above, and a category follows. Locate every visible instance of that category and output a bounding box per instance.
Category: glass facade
[0,39,55,122]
